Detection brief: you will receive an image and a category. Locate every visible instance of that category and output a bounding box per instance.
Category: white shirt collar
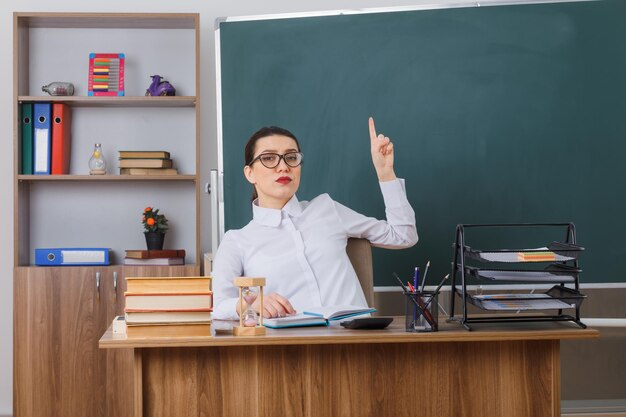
[252,194,303,227]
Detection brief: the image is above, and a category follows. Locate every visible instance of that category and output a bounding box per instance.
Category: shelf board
[18,96,196,108]
[18,175,197,182]
[16,12,198,29]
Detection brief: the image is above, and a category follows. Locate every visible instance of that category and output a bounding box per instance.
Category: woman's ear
[243,165,256,185]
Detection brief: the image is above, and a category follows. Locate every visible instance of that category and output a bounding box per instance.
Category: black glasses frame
[248,152,304,168]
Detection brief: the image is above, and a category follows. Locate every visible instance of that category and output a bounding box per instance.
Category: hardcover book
[120,168,178,176]
[125,276,210,293]
[118,158,172,168]
[125,322,211,338]
[124,257,184,266]
[125,310,212,324]
[124,292,212,310]
[125,249,186,259]
[118,150,170,159]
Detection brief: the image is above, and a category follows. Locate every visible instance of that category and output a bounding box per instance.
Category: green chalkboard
[218,0,626,286]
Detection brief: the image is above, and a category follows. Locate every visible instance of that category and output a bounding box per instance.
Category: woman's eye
[260,154,277,163]
[285,155,298,162]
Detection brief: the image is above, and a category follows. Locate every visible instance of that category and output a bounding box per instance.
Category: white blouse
[212,178,418,320]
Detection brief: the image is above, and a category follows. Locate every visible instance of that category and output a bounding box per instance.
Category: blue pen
[413,267,419,293]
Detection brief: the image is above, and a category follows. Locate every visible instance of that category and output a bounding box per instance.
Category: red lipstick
[276,176,292,185]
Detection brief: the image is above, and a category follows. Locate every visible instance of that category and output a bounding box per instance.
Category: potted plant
[142,207,168,250]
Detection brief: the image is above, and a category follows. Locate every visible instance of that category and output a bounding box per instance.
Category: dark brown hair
[244,126,301,202]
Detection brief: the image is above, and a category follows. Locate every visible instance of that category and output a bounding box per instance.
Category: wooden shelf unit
[13,13,203,417]
[18,174,197,182]
[18,95,197,107]
[13,12,202,267]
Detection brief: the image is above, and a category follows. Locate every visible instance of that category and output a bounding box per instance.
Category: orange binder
[51,103,72,175]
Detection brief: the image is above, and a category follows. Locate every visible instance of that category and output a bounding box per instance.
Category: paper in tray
[464,265,577,282]
[467,247,578,263]
[468,285,586,311]
[478,298,575,311]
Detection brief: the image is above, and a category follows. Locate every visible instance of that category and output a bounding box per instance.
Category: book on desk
[264,305,375,329]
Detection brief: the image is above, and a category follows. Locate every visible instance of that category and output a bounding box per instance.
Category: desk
[99,319,598,417]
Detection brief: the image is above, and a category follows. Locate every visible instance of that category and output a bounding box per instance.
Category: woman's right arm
[212,232,297,320]
[212,233,244,320]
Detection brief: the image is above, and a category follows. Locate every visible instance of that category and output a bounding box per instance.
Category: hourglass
[233,277,266,336]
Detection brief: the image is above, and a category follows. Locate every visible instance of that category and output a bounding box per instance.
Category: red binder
[51,103,72,175]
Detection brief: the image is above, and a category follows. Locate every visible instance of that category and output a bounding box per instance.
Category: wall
[1,0,491,414]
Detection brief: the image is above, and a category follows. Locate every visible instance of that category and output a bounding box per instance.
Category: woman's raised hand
[369,117,396,182]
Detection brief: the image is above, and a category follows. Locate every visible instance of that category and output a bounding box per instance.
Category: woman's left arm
[331,118,418,248]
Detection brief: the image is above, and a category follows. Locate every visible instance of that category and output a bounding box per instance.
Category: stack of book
[118,150,178,175]
[124,249,185,265]
[124,275,212,338]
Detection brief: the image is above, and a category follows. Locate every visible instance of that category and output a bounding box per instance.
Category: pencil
[420,260,430,292]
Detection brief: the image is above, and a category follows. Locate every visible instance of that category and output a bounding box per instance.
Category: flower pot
[144,231,165,250]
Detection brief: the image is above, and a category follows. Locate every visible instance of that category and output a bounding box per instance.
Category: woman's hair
[244,126,301,202]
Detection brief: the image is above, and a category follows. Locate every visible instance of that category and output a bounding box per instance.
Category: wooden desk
[99,319,598,417]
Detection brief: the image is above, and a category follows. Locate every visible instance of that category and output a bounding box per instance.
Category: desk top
[99,317,598,349]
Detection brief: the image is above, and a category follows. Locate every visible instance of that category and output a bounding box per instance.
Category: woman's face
[244,135,302,209]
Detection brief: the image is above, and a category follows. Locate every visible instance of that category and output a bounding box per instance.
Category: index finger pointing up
[369,117,377,143]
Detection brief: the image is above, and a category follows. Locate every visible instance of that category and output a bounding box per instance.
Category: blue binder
[35,248,110,266]
[33,103,51,175]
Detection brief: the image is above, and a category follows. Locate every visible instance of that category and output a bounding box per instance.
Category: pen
[420,261,430,293]
[393,272,428,317]
[413,267,419,292]
[422,274,450,312]
[392,272,409,293]
[407,281,416,292]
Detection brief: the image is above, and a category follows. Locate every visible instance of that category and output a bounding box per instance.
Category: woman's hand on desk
[369,117,397,182]
[254,292,296,318]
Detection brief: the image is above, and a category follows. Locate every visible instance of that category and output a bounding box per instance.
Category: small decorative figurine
[89,143,107,175]
[42,82,75,96]
[88,53,125,96]
[145,75,176,96]
[233,277,266,336]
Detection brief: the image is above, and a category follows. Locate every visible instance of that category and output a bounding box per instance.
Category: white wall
[0,0,505,414]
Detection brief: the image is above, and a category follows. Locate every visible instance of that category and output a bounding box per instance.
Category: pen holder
[404,291,438,332]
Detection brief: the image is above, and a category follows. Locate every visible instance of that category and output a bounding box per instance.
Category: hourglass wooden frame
[233,277,266,336]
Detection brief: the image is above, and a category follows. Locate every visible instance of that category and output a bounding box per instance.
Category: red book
[51,103,72,175]
[125,249,186,259]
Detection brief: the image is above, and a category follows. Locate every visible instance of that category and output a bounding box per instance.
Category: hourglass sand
[233,277,266,336]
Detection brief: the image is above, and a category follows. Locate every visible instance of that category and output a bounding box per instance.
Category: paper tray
[465,242,584,263]
[464,264,579,283]
[466,285,586,311]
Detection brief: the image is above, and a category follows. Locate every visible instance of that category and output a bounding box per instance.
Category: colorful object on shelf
[20,103,33,175]
[35,247,110,266]
[145,74,176,96]
[142,207,168,233]
[89,143,107,175]
[51,103,72,175]
[88,53,125,96]
[42,82,75,96]
[33,102,52,175]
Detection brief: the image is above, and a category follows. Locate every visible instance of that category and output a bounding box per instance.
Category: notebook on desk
[264,305,376,329]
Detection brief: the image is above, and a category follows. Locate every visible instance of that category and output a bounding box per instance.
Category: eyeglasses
[248,152,303,169]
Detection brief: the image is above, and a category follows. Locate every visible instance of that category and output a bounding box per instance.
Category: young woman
[212,118,418,320]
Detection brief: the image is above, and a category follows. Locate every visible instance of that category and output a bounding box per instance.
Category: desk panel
[100,320,596,417]
[135,340,556,417]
